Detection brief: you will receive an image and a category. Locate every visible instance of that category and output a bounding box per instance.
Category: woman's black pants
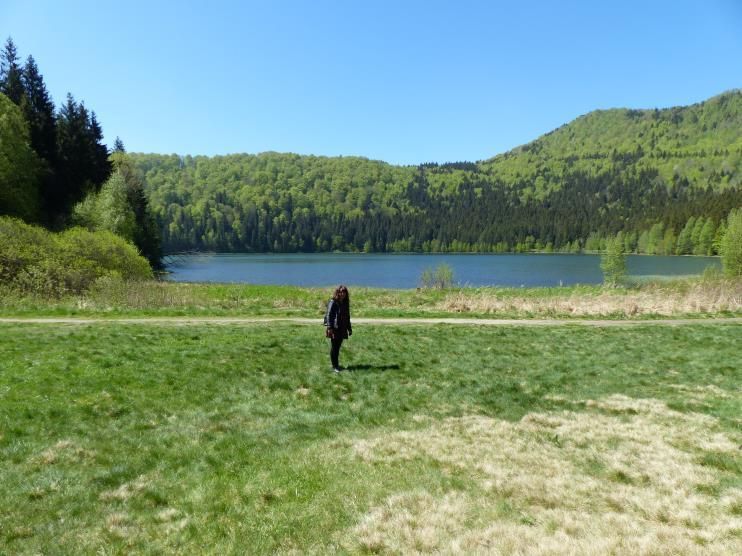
[330,338,343,368]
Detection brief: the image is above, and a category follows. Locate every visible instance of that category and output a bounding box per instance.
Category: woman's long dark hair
[332,284,349,303]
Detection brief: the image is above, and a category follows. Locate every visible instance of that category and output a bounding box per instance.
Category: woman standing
[324,285,352,373]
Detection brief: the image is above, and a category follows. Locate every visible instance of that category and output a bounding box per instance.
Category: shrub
[59,227,151,279]
[0,216,151,296]
[0,217,56,282]
[601,233,627,287]
[420,263,455,289]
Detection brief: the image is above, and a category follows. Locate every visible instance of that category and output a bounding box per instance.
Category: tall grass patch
[1,278,740,318]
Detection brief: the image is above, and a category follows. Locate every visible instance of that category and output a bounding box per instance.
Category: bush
[420,263,455,289]
[0,216,151,296]
[720,209,742,277]
[0,217,56,282]
[59,227,151,279]
[601,233,627,286]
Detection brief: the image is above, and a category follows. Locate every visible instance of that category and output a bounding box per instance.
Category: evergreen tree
[55,95,111,219]
[111,153,162,268]
[623,231,638,253]
[21,55,59,223]
[601,232,627,286]
[720,210,742,276]
[0,37,24,105]
[698,218,716,255]
[20,55,57,163]
[113,136,126,153]
[690,217,705,255]
[89,111,111,185]
[646,223,664,254]
[662,227,676,255]
[584,231,602,251]
[676,217,695,255]
[55,93,90,216]
[713,220,727,255]
[637,230,650,253]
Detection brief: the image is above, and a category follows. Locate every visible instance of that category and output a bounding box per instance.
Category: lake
[163,253,721,288]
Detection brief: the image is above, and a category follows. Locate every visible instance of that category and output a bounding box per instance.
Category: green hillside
[130,91,741,254]
[481,90,741,198]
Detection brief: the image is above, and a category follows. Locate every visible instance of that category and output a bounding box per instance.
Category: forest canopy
[131,91,741,255]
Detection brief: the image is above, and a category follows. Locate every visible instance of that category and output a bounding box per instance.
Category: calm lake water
[164,253,721,288]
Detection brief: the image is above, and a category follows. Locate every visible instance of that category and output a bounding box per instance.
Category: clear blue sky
[2,0,740,164]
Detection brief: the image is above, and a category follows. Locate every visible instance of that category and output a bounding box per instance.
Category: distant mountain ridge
[131,91,741,254]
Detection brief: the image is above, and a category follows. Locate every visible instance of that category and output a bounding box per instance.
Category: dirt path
[1,317,741,326]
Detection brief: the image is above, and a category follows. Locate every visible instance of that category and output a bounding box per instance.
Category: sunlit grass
[0,322,739,553]
[0,276,740,319]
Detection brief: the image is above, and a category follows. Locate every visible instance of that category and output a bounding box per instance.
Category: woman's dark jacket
[324,299,352,339]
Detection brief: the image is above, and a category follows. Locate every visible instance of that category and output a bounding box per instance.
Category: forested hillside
[132,91,741,255]
[1,34,739,259]
[480,90,741,198]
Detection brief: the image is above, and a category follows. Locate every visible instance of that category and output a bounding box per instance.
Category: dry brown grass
[437,280,742,317]
[347,395,741,555]
[270,297,307,309]
[31,439,96,466]
[99,475,150,502]
[82,278,206,310]
[104,512,136,541]
[97,478,189,546]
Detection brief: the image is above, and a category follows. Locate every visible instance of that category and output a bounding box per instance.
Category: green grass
[0,281,600,317]
[1,322,740,553]
[0,276,739,319]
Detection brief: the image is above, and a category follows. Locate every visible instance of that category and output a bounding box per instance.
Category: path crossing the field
[1,317,741,326]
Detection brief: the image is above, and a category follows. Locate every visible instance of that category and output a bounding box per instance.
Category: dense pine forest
[132,91,741,255]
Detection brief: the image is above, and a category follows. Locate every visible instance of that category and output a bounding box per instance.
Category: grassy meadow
[0,275,740,319]
[1,321,740,554]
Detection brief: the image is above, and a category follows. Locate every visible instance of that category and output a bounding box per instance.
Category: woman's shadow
[344,364,400,372]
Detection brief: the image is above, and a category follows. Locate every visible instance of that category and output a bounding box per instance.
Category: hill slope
[479,90,741,198]
[132,91,742,254]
